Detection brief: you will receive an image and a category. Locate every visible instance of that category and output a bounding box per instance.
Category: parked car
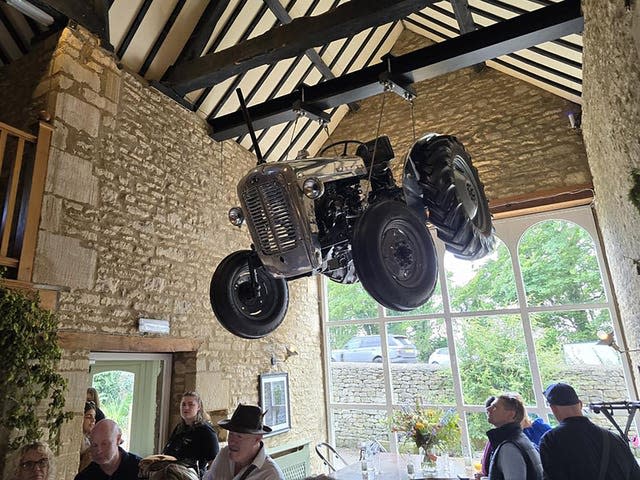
[428,347,451,366]
[331,335,418,363]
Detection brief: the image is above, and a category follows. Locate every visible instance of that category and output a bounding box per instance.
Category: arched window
[321,206,634,461]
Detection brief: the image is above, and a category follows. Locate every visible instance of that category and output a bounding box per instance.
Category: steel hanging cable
[363,90,387,201]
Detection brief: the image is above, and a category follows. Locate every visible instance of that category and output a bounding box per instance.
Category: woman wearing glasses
[13,442,54,480]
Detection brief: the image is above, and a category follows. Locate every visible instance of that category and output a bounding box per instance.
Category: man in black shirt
[75,419,141,480]
[540,382,640,480]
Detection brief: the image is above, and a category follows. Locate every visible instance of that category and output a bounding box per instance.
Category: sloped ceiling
[0,0,582,162]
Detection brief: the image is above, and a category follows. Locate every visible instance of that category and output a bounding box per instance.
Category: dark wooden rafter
[34,0,108,41]
[204,2,274,120]
[263,0,361,113]
[162,0,433,95]
[449,0,475,34]
[209,0,583,141]
[244,18,395,151]
[263,0,335,81]
[171,0,231,66]
[235,0,332,145]
[115,0,152,58]
[0,5,29,54]
[191,0,248,112]
[416,1,581,85]
[260,21,396,160]
[138,0,186,77]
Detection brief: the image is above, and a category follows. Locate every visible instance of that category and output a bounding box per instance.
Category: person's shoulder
[264,455,286,479]
[532,418,551,431]
[75,463,100,480]
[122,449,143,466]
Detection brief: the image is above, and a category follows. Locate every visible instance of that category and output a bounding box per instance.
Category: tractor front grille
[242,177,298,256]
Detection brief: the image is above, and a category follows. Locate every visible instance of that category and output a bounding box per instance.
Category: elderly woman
[13,441,54,480]
[163,391,219,478]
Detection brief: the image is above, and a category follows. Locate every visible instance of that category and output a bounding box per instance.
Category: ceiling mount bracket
[292,85,331,125]
[378,55,417,102]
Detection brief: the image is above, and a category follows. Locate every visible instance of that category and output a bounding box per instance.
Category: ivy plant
[0,277,72,449]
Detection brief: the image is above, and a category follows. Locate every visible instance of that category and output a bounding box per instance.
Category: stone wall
[581,1,640,384]
[323,30,592,203]
[330,363,628,447]
[0,26,325,479]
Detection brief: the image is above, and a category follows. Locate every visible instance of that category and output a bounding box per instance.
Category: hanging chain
[362,90,388,201]
[285,113,300,161]
[410,97,416,144]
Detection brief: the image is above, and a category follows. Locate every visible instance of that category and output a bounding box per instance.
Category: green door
[90,353,171,457]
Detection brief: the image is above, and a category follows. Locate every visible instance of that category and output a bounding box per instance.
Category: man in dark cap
[203,404,284,480]
[540,382,640,480]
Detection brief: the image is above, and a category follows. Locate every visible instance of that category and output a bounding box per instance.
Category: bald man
[75,419,141,480]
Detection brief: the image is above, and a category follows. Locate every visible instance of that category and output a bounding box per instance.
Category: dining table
[330,452,475,480]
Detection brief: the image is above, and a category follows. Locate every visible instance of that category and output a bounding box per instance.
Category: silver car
[331,335,418,363]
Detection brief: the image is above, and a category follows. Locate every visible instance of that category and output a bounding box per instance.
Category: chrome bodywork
[236,156,366,278]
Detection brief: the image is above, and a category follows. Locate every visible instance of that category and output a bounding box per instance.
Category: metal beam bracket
[379,55,417,101]
[292,85,331,125]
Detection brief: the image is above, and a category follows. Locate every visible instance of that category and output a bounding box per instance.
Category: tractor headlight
[228,207,244,226]
[302,177,325,199]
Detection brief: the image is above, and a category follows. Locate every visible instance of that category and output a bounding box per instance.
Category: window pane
[531,309,629,407]
[327,281,378,321]
[332,408,390,462]
[519,220,606,306]
[465,412,490,457]
[387,320,455,405]
[329,324,385,404]
[385,280,444,317]
[447,239,518,312]
[454,315,534,405]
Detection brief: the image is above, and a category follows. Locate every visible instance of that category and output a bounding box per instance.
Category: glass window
[327,281,378,321]
[519,220,606,306]
[322,206,635,458]
[447,238,518,313]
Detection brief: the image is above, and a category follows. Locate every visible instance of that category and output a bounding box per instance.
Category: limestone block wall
[330,363,628,447]
[324,30,591,203]
[581,1,640,383]
[0,26,325,479]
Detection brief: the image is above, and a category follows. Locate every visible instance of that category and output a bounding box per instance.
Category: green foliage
[0,280,72,449]
[327,281,377,322]
[328,219,611,452]
[93,371,134,433]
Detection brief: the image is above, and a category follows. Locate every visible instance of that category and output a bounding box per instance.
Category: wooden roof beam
[208,0,583,140]
[162,0,433,95]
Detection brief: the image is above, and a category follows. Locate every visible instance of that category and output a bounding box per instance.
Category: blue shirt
[523,418,552,447]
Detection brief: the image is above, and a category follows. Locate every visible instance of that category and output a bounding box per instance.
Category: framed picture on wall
[259,372,291,436]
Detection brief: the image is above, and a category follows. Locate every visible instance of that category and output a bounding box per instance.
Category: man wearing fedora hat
[540,382,640,480]
[203,404,284,480]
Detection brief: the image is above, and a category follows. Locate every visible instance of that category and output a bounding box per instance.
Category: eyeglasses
[19,458,49,470]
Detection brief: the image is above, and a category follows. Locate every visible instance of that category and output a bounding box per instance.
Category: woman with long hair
[86,387,106,422]
[163,391,219,478]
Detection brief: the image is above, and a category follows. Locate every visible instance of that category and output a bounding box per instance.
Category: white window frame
[320,205,638,454]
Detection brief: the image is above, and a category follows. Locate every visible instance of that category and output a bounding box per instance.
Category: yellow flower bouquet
[389,402,460,469]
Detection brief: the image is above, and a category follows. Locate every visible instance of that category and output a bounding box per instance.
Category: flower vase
[419,446,437,474]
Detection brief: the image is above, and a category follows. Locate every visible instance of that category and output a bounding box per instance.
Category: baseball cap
[544,382,580,406]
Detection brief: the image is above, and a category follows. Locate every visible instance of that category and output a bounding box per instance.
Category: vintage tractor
[210,133,494,338]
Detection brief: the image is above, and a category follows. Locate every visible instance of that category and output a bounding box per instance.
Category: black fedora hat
[218,404,272,434]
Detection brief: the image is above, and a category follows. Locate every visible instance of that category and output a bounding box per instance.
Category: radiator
[270,441,311,480]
